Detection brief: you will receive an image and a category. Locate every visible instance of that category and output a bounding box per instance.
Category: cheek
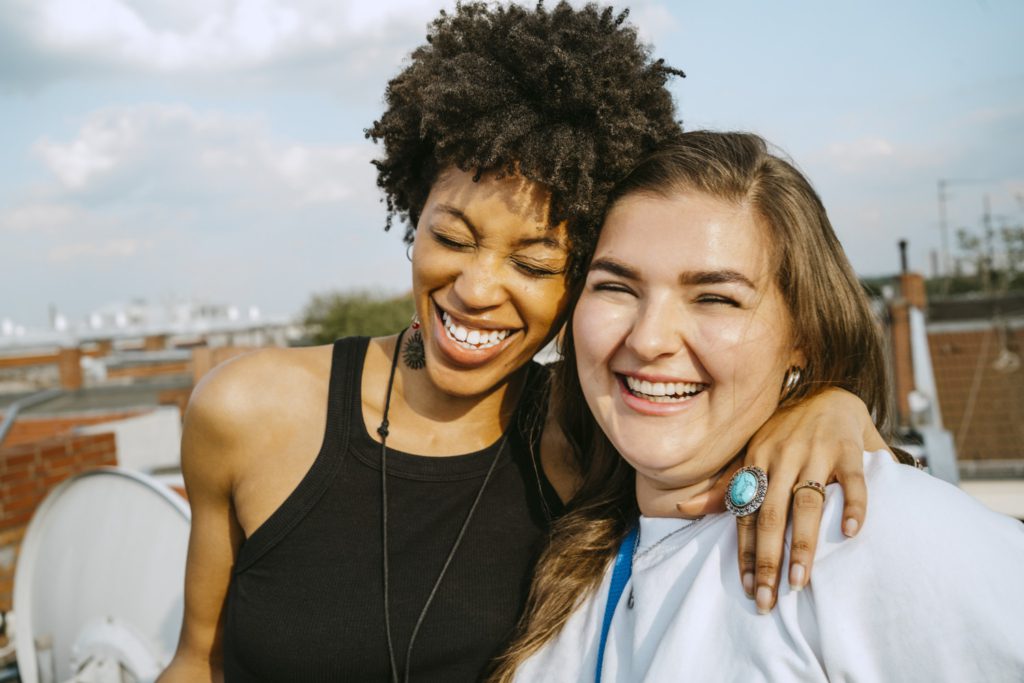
[695,315,786,379]
[572,295,632,366]
[705,321,791,418]
[411,229,465,290]
[525,278,570,332]
[411,241,443,290]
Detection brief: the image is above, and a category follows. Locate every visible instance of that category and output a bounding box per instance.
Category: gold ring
[791,480,826,500]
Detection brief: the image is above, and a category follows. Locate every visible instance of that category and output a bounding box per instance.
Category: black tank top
[222,337,564,682]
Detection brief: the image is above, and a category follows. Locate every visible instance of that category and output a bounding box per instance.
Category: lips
[622,375,707,403]
[441,310,512,349]
[428,302,520,368]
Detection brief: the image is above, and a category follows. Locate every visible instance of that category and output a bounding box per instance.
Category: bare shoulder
[189,345,331,421]
[182,345,333,485]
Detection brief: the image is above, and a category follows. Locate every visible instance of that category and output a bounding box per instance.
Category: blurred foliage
[863,272,1024,300]
[925,272,1024,297]
[863,223,1024,299]
[301,290,414,344]
[913,224,1024,297]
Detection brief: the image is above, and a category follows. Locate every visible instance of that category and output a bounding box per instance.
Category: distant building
[879,253,1023,519]
[0,313,294,619]
[0,298,301,357]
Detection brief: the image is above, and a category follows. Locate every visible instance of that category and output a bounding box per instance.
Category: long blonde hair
[490,131,892,681]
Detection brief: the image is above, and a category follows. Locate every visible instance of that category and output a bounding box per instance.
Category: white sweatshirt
[515,451,1024,682]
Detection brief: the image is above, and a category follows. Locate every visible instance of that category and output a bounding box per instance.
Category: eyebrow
[680,270,756,289]
[435,203,565,251]
[513,235,565,251]
[435,204,477,234]
[590,257,756,290]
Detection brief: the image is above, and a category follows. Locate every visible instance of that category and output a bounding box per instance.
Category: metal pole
[0,388,63,447]
[938,179,950,277]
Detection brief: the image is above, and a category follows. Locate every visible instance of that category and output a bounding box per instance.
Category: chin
[606,430,691,473]
[423,353,522,400]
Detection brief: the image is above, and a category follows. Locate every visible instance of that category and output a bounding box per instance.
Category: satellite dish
[13,468,190,683]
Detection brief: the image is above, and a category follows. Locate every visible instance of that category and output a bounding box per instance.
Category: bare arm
[158,370,247,682]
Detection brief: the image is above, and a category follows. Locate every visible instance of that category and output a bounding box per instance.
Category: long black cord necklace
[378,328,507,683]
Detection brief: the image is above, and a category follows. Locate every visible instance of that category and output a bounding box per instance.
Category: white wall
[77,407,181,473]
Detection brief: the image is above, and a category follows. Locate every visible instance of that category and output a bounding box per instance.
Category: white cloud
[0,203,78,233]
[0,101,410,324]
[1,103,384,272]
[48,237,151,263]
[35,113,137,189]
[1,0,449,82]
[628,1,680,44]
[26,103,375,206]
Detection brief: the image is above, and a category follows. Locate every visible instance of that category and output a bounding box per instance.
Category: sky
[1,0,1022,329]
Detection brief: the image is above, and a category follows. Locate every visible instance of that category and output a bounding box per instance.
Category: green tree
[953,223,1024,294]
[301,290,414,344]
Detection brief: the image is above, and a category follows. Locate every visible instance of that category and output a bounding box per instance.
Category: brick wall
[0,432,117,610]
[930,326,1024,461]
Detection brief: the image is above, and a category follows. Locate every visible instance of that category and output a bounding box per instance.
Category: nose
[624,294,688,362]
[451,252,508,311]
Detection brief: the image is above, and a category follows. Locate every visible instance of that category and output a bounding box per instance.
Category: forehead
[427,167,568,245]
[598,191,770,277]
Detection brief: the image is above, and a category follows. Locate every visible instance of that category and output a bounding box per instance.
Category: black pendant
[402,329,426,369]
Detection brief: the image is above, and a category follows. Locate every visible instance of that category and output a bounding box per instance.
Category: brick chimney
[143,334,168,352]
[890,240,927,428]
[57,347,83,390]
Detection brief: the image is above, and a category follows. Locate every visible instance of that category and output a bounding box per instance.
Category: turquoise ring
[725,466,768,517]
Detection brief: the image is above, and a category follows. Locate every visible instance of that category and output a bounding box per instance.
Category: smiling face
[573,189,804,491]
[411,167,571,400]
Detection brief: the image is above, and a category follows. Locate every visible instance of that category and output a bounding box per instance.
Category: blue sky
[1,0,1022,328]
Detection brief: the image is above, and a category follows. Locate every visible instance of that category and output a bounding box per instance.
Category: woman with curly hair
[160,4,888,682]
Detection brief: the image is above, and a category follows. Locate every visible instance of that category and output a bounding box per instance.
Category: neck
[402,361,526,428]
[365,334,529,455]
[634,455,743,518]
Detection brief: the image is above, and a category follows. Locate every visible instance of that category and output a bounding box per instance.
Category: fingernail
[843,518,859,537]
[789,563,805,591]
[742,572,754,597]
[756,586,773,614]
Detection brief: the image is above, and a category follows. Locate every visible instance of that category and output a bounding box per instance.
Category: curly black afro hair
[365,1,684,278]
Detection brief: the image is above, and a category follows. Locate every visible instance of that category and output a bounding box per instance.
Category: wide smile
[429,301,520,367]
[440,310,513,349]
[617,373,708,415]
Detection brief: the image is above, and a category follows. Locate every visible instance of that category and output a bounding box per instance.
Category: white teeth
[439,310,514,350]
[624,375,706,402]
